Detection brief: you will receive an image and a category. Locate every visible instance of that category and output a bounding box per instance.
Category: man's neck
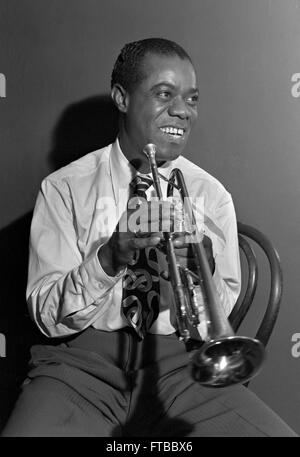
[118,135,150,173]
[118,134,167,173]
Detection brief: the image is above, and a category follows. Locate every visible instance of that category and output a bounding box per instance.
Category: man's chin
[144,138,186,162]
[156,148,183,163]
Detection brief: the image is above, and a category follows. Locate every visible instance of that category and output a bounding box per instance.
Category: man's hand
[161,232,215,279]
[98,199,174,276]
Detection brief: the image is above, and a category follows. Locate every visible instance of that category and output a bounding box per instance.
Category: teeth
[161,127,184,136]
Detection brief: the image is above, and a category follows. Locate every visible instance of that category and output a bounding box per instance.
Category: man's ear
[111,84,129,113]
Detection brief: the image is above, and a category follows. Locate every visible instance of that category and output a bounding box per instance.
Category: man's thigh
[1,376,116,437]
[157,377,297,437]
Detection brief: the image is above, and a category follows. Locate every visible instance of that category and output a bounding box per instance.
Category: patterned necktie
[121,175,160,339]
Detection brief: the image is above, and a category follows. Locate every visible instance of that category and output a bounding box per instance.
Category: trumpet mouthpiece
[143,143,157,159]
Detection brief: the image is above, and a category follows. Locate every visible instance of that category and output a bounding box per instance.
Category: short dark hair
[111,38,192,93]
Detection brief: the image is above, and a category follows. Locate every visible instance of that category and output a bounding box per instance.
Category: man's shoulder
[43,143,113,185]
[178,155,229,196]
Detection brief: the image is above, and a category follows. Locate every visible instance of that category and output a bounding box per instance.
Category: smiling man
[2,38,297,437]
[111,49,198,169]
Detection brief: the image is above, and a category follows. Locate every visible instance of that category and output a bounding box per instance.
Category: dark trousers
[1,327,297,437]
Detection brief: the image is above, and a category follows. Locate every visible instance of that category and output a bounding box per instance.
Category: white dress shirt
[27,139,241,338]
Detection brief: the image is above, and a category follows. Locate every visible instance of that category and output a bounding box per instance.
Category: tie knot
[131,175,153,198]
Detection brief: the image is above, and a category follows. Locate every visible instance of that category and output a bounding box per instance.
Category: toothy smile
[160,126,185,138]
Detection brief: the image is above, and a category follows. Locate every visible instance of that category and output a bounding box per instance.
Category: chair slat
[236,222,283,346]
[229,234,258,331]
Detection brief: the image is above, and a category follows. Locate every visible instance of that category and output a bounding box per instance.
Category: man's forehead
[141,51,195,72]
[140,52,197,88]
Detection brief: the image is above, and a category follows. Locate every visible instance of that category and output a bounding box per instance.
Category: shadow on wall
[0,94,119,431]
[48,94,119,170]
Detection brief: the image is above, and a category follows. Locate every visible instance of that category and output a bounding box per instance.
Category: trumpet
[144,143,265,388]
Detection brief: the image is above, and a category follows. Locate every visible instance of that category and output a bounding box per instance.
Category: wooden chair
[229,222,283,347]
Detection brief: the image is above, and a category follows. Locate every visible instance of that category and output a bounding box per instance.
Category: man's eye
[158,91,171,99]
[187,95,199,105]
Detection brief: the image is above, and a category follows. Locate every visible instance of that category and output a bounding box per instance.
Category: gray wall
[0,0,299,433]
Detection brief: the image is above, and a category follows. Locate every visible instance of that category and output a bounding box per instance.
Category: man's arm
[210,194,241,316]
[27,178,124,338]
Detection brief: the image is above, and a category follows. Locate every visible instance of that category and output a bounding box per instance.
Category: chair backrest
[229,222,283,347]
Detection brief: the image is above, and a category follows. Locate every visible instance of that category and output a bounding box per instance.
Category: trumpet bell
[190,336,265,388]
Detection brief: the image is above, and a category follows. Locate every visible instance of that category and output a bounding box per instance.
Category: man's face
[118,53,198,167]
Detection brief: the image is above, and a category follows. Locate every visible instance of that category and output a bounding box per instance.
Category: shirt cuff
[79,244,126,303]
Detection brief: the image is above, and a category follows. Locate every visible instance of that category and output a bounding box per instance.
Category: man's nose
[168,96,191,119]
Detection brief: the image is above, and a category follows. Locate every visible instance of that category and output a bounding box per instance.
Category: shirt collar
[109,138,180,204]
[109,138,135,204]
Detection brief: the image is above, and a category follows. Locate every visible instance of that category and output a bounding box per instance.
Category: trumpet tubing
[144,143,265,388]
